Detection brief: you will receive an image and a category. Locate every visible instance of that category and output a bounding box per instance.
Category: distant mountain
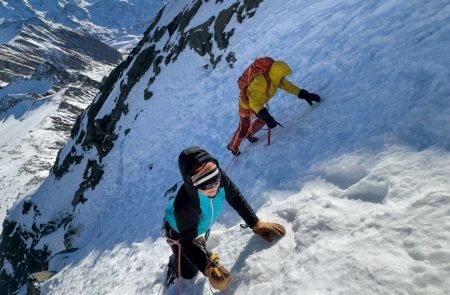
[0,17,121,85]
[0,1,162,246]
[0,7,124,228]
[0,0,165,54]
[0,58,109,231]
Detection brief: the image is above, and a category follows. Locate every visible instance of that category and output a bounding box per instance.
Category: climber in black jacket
[163,147,286,291]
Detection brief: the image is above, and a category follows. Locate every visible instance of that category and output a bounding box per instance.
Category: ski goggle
[197,178,220,191]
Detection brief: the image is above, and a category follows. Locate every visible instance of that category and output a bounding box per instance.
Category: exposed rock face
[0,1,265,293]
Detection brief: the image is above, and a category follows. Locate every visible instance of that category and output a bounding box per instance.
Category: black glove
[298,89,321,106]
[256,108,277,129]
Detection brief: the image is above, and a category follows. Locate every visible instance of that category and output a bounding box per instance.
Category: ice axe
[192,236,222,278]
[267,120,284,146]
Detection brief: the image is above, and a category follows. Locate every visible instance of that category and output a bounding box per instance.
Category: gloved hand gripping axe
[192,236,222,278]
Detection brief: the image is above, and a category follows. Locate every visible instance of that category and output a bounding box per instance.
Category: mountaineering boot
[227,130,244,156]
[227,145,241,156]
[247,135,258,143]
[165,255,177,286]
[166,266,176,286]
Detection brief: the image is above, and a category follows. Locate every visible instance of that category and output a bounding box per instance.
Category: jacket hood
[268,60,292,85]
[178,147,219,187]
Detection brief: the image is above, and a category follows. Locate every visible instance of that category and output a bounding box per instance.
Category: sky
[3,0,450,294]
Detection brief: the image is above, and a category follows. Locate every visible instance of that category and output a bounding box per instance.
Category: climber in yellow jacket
[227,59,321,156]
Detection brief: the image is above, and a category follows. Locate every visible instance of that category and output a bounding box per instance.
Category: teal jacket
[165,187,225,236]
[163,147,258,272]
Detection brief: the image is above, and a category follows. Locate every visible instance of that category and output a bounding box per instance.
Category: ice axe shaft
[267,121,283,146]
[192,236,222,277]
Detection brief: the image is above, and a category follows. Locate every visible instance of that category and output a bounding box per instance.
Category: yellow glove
[204,263,232,291]
[252,220,286,242]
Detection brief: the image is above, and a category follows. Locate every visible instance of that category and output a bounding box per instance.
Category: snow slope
[0,77,97,229]
[0,92,61,219]
[43,148,450,295]
[2,0,450,294]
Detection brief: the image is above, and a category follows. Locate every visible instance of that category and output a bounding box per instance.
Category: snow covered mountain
[0,17,121,85]
[0,15,122,232]
[0,0,165,85]
[0,0,165,54]
[0,61,111,234]
[1,0,450,294]
[0,1,164,235]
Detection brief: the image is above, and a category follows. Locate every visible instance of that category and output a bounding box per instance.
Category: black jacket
[164,147,258,272]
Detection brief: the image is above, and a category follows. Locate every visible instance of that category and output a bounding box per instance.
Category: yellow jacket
[239,60,301,114]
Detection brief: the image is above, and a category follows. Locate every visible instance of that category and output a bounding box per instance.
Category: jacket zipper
[209,198,214,230]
